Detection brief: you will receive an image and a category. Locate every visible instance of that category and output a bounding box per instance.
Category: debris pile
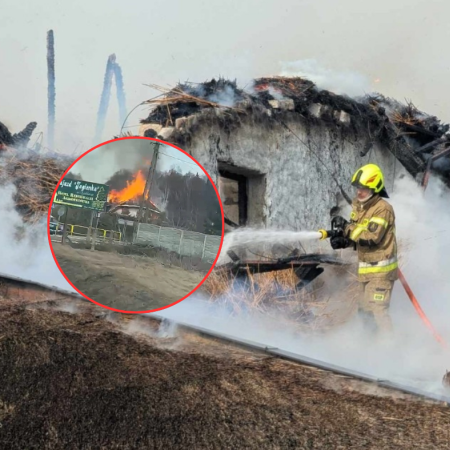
[0,151,71,223]
[0,120,72,222]
[367,95,450,183]
[140,77,450,187]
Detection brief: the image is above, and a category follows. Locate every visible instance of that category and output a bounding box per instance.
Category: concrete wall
[135,223,221,264]
[175,115,408,232]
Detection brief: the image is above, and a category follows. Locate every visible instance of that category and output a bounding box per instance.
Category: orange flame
[108,170,146,203]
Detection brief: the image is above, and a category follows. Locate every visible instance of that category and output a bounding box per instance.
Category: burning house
[106,168,164,227]
[107,201,162,224]
[138,78,450,232]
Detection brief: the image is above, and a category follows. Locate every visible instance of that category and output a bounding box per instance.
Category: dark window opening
[219,170,248,227]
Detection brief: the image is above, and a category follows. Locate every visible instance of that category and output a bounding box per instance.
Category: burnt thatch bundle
[0,152,72,222]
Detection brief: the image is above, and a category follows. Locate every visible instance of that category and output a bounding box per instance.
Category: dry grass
[391,111,423,126]
[254,76,315,97]
[1,306,449,449]
[144,83,246,113]
[203,264,361,333]
[391,101,427,127]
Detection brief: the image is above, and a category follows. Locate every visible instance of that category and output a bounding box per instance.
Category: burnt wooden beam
[402,123,442,138]
[226,250,240,262]
[383,121,424,178]
[431,146,450,162]
[215,254,348,277]
[415,137,447,154]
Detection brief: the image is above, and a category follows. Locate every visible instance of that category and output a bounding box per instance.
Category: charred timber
[401,123,443,138]
[377,119,425,177]
[415,137,448,154]
[431,146,450,162]
[216,253,347,276]
[0,121,37,149]
[11,122,38,148]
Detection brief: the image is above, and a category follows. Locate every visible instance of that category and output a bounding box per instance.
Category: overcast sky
[2,0,449,156]
[69,140,201,183]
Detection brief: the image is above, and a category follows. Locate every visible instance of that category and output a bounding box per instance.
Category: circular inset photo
[47,137,224,313]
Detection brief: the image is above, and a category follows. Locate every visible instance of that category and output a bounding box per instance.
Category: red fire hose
[398,268,448,349]
[396,174,449,349]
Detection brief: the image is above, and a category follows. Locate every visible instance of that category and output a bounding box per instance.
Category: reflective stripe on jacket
[344,194,398,282]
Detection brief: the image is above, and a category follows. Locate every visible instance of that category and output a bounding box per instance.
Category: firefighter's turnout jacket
[344,194,398,283]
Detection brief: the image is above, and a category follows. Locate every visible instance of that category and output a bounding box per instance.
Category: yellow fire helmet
[351,163,389,198]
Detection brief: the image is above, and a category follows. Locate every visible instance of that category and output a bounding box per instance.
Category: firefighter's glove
[331,215,349,232]
[330,236,351,250]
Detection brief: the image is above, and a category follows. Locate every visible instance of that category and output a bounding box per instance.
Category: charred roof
[140,76,450,187]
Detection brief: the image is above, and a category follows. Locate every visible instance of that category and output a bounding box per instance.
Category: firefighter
[330,164,398,334]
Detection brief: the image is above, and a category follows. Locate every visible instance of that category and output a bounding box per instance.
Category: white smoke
[389,174,450,334]
[207,85,238,107]
[0,183,75,291]
[267,86,286,101]
[280,59,372,98]
[148,173,450,396]
[217,228,322,265]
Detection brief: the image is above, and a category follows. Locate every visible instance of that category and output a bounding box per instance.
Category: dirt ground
[52,242,205,311]
[0,300,449,450]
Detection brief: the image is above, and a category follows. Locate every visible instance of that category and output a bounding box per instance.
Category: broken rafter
[414,137,448,154]
[421,157,433,190]
[431,145,450,162]
[401,122,442,138]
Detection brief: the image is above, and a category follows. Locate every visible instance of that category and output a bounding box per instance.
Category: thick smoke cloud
[1,0,449,152]
[73,139,156,183]
[0,183,74,291]
[69,140,195,185]
[104,168,134,191]
[149,172,450,396]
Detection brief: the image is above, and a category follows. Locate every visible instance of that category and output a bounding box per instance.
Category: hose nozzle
[318,229,329,240]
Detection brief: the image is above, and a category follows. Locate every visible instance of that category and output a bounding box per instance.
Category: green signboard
[54,178,109,211]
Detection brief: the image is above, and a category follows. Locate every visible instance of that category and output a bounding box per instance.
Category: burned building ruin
[138,78,450,232]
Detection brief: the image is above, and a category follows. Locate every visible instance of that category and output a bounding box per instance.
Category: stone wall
[151,112,408,232]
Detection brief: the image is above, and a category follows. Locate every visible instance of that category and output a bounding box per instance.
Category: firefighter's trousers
[358,279,395,334]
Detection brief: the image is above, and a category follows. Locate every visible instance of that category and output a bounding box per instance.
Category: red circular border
[47,136,225,314]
